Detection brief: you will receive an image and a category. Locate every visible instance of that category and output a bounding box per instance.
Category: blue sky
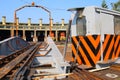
[0,0,118,23]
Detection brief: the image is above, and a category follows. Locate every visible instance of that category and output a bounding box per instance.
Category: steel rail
[0,43,40,79]
[13,43,41,80]
[0,44,32,68]
[76,68,104,80]
[110,64,120,71]
[57,67,105,80]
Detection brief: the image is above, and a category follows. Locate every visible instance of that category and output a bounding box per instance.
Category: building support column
[56,30,58,41]
[11,26,14,37]
[28,18,31,29]
[33,27,38,42]
[44,30,47,41]
[61,19,64,28]
[49,19,53,36]
[22,27,26,40]
[39,18,42,29]
[33,27,37,42]
[2,16,6,25]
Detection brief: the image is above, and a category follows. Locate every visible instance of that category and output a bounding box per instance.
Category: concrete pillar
[16,17,19,35]
[49,19,53,36]
[50,19,53,27]
[44,30,47,42]
[28,18,31,27]
[11,27,14,37]
[16,17,19,26]
[22,27,26,40]
[56,30,58,41]
[45,30,47,37]
[39,18,42,29]
[2,16,6,25]
[61,19,64,28]
[33,27,37,42]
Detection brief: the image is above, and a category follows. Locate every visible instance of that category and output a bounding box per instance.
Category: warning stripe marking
[87,35,100,49]
[72,34,120,67]
[72,35,100,66]
[103,35,114,61]
[114,35,120,57]
[72,37,82,64]
[79,36,97,63]
[78,44,91,66]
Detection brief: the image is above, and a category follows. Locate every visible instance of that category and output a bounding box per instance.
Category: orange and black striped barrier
[102,34,115,61]
[114,35,120,58]
[72,35,101,66]
[72,34,120,67]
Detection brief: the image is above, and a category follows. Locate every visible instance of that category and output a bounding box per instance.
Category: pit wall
[0,37,30,56]
[72,34,120,67]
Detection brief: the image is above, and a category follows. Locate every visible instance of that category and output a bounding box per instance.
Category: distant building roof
[68,6,120,16]
[67,7,84,11]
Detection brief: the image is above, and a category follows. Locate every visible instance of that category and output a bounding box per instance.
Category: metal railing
[0,24,67,30]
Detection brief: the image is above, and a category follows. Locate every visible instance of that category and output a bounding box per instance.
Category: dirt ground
[56,42,72,61]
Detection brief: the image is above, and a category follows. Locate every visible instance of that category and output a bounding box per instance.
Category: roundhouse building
[0,16,68,42]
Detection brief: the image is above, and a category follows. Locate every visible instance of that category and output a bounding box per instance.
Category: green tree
[101,0,108,8]
[111,0,120,11]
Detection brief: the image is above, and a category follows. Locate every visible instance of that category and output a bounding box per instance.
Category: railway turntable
[30,37,70,80]
[0,36,70,80]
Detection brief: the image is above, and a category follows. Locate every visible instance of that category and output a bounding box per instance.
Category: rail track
[0,42,45,80]
[0,44,33,68]
[57,63,120,80]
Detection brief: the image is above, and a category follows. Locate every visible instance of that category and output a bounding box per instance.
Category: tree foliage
[101,0,108,8]
[111,0,120,11]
